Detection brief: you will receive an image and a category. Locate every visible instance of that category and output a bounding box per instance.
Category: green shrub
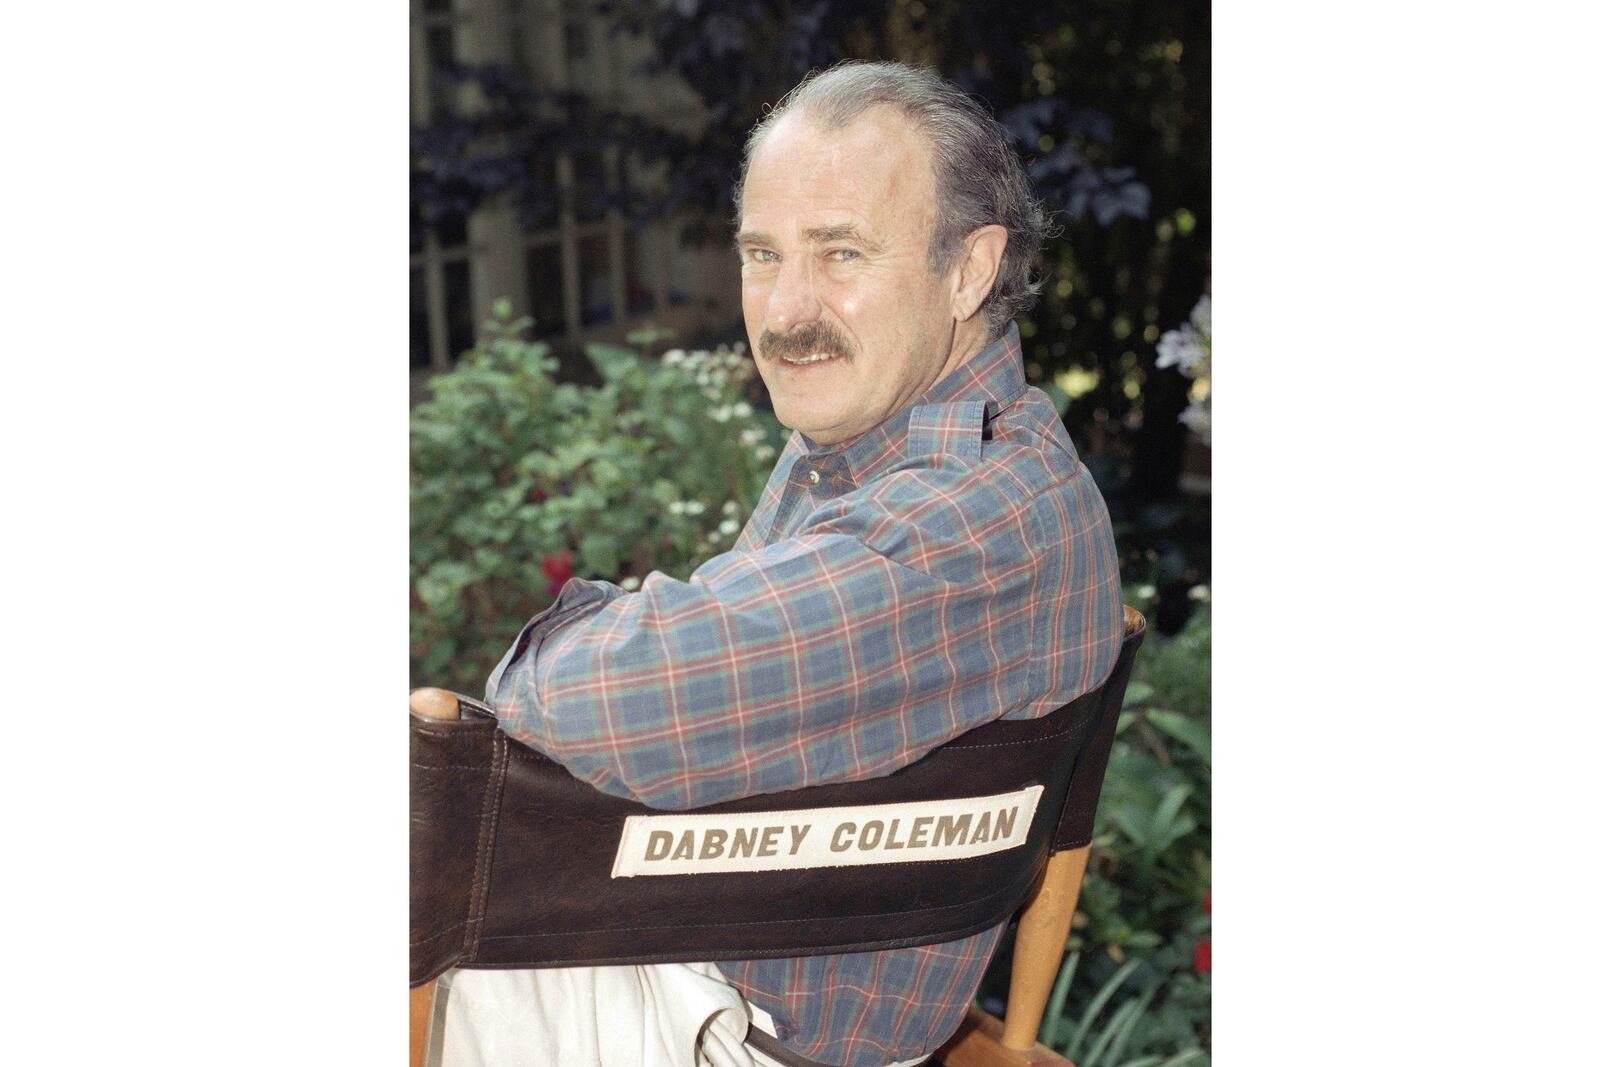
[1081,603,1210,953]
[410,304,786,693]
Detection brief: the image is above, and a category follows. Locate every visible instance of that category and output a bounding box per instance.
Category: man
[442,61,1124,1067]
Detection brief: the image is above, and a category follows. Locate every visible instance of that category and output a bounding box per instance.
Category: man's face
[737,106,961,447]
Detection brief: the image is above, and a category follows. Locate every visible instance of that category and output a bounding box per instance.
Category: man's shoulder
[873,388,1090,502]
[816,389,1099,553]
[986,386,1084,465]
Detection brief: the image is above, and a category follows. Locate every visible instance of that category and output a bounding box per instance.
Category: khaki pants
[435,963,929,1067]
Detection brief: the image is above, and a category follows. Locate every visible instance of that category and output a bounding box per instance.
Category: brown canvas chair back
[411,605,1146,1067]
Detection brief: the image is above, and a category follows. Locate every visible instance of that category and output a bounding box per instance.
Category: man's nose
[763,257,823,333]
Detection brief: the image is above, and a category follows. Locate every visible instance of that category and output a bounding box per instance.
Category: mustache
[758,322,855,363]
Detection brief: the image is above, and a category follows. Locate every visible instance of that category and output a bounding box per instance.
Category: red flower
[541,549,574,597]
[1204,889,1211,915]
[1193,939,1211,974]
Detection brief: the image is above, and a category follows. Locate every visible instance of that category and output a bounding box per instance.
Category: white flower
[722,500,739,515]
[754,444,776,462]
[1155,324,1204,372]
[1158,293,1213,443]
[1136,584,1156,600]
[732,401,753,419]
[621,576,642,591]
[668,500,687,516]
[683,500,706,516]
[740,427,765,447]
[718,518,739,536]
[1156,295,1211,375]
[662,349,685,367]
[1187,583,1210,602]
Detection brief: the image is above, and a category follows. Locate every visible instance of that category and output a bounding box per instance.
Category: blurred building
[410,0,741,379]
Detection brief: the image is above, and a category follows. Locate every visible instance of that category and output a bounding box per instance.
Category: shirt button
[807,469,821,485]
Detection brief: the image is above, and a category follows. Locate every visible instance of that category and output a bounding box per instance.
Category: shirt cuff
[484,577,621,706]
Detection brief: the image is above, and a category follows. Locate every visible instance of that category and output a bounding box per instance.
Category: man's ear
[950,224,1009,324]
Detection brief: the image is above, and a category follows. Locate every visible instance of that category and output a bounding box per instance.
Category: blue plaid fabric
[487,322,1123,1066]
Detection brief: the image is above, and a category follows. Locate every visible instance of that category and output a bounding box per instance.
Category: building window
[411,0,476,372]
[410,0,735,379]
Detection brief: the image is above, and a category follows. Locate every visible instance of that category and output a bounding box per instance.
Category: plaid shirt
[486,323,1123,1066]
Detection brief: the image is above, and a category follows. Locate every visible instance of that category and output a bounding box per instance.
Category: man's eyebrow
[733,226,885,254]
[803,224,884,253]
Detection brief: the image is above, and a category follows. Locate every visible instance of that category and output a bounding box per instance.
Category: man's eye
[749,249,779,263]
[827,248,861,261]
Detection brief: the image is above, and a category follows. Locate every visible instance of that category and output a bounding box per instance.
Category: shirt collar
[793,322,1027,485]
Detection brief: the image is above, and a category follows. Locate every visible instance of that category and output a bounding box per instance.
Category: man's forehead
[749,106,928,177]
[739,107,935,239]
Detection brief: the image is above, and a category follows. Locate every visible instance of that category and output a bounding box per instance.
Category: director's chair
[411,605,1146,1067]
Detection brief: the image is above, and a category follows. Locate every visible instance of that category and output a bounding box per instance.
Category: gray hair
[734,61,1048,338]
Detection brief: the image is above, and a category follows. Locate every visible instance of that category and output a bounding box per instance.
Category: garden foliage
[410,303,785,693]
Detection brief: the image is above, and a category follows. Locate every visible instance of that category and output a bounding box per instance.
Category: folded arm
[487,518,1040,810]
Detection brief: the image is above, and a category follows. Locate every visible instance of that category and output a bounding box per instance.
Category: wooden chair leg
[936,846,1090,1067]
[411,689,462,1067]
[410,982,438,1067]
[1003,846,1089,1049]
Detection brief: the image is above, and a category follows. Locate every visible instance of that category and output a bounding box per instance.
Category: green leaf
[1146,710,1210,763]
[1108,803,1149,848]
[578,532,623,578]
[1082,990,1148,1067]
[1148,784,1193,848]
[585,342,642,382]
[1123,681,1156,706]
[1102,978,1159,1066]
[1066,959,1141,1061]
[626,325,677,346]
[662,415,694,445]
[415,561,477,610]
[418,638,457,679]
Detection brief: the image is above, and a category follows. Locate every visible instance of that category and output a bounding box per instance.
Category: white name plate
[610,785,1044,878]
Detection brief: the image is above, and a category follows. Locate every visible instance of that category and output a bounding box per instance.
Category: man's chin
[773,402,852,446]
